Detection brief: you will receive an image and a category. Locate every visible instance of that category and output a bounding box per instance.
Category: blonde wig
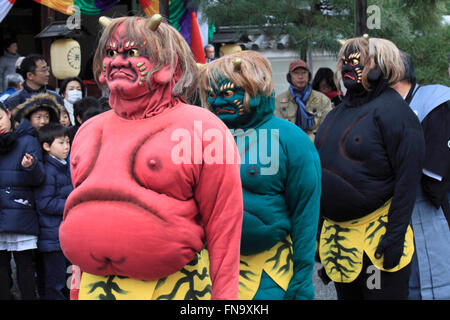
[199,50,273,111]
[335,36,405,92]
[93,16,200,99]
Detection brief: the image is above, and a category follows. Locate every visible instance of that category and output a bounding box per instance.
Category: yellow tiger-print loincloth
[78,249,211,300]
[319,199,414,283]
[239,236,293,300]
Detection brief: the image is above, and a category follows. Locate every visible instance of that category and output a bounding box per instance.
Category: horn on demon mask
[232,58,242,72]
[99,16,112,28]
[148,14,163,31]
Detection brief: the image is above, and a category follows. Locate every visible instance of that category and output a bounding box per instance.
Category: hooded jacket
[0,118,45,235]
[10,92,63,124]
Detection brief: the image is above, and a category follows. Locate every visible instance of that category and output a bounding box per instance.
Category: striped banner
[33,0,119,15]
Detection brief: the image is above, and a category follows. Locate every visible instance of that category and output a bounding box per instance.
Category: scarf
[289,84,314,130]
[324,90,339,101]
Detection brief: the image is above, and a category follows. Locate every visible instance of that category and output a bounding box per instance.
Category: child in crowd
[35,123,72,300]
[11,92,63,133]
[59,108,71,128]
[0,102,45,300]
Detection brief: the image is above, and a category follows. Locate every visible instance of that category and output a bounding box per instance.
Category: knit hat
[12,93,63,124]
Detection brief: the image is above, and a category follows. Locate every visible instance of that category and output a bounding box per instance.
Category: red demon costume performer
[59,15,243,300]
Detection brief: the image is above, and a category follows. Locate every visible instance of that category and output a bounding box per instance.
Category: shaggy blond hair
[93,16,199,99]
[199,50,273,111]
[335,36,405,91]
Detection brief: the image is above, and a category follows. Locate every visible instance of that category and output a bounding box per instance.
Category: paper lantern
[50,38,81,79]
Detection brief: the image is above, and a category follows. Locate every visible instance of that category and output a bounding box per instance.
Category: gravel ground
[313,262,337,300]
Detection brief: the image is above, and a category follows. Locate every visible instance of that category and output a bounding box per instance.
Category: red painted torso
[60,103,241,291]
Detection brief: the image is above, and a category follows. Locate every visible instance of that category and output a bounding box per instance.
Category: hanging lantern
[50,38,81,79]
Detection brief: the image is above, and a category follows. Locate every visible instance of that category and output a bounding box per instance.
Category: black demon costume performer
[314,35,425,299]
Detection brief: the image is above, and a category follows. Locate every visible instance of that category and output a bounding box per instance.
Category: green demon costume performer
[200,51,321,300]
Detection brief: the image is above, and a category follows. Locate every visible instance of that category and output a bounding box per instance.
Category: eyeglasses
[35,66,50,73]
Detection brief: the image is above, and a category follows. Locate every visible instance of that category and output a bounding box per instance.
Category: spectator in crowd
[4,54,63,112]
[11,93,63,133]
[59,77,85,126]
[0,39,20,92]
[35,123,73,300]
[0,102,45,300]
[391,51,450,300]
[275,59,332,141]
[59,108,71,128]
[205,44,216,63]
[312,67,342,107]
[0,73,23,102]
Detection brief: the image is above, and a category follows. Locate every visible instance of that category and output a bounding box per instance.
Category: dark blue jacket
[0,119,45,235]
[35,154,73,251]
[3,83,63,112]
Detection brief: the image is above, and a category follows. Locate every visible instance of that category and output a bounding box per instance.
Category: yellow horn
[339,39,346,46]
[99,16,112,28]
[232,58,242,71]
[148,14,163,31]
[363,34,369,41]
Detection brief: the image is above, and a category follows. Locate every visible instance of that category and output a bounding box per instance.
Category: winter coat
[3,83,63,113]
[0,50,19,92]
[35,154,73,251]
[274,89,332,142]
[0,119,45,235]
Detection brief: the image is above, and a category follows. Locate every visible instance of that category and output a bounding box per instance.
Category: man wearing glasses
[4,54,63,114]
[274,59,332,142]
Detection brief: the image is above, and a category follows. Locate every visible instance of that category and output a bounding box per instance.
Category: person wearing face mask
[59,77,85,126]
[314,36,425,300]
